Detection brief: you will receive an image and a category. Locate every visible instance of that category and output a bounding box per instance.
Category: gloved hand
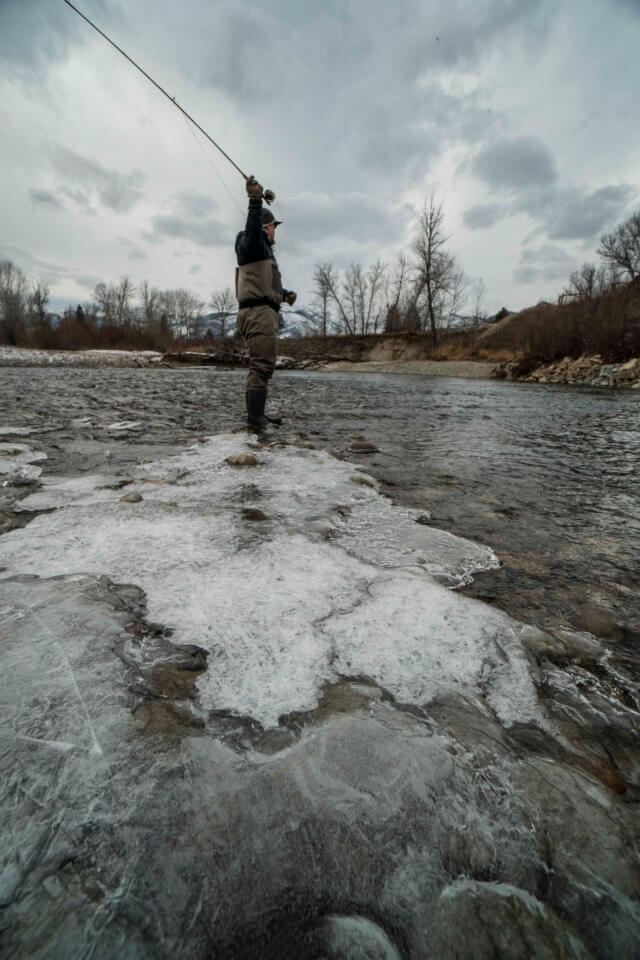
[283,290,297,306]
[245,176,263,199]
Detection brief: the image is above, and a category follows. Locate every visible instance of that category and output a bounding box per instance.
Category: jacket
[235,198,286,311]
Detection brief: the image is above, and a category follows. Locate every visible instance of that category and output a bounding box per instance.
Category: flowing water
[1,367,639,959]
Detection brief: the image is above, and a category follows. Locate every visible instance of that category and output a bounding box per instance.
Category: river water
[1,367,639,958]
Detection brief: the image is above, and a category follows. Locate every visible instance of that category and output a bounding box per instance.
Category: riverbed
[1,367,639,958]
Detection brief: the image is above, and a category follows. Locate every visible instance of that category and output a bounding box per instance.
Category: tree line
[2,202,638,352]
[522,210,640,362]
[308,195,486,344]
[0,266,237,351]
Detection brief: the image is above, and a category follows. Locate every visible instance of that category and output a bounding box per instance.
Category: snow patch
[0,434,540,729]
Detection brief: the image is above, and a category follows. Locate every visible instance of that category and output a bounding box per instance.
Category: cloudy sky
[2,0,639,315]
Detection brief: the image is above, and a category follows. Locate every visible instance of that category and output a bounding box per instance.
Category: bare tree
[560,261,623,304]
[597,210,640,281]
[342,264,362,335]
[385,253,410,332]
[27,280,50,329]
[141,280,160,331]
[319,264,353,335]
[413,195,465,345]
[0,261,29,345]
[93,282,118,325]
[116,276,136,327]
[471,278,488,325]
[365,259,386,334]
[175,288,205,341]
[209,286,235,338]
[311,262,341,336]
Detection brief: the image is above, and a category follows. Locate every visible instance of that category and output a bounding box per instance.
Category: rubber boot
[245,390,282,429]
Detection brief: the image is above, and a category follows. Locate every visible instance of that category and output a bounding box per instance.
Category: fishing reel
[263,189,276,205]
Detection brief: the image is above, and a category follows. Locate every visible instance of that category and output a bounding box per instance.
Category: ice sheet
[0,434,536,729]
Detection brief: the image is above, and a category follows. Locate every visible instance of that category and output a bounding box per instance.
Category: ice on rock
[0,434,536,729]
[107,421,142,431]
[0,441,47,473]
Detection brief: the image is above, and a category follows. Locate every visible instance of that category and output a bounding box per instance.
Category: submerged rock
[419,880,593,959]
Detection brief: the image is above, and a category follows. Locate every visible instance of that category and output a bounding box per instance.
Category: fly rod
[61,0,275,202]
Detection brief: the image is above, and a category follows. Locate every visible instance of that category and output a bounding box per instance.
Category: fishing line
[181,113,245,219]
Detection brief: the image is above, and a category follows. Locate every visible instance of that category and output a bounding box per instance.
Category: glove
[245,176,263,200]
[283,290,297,306]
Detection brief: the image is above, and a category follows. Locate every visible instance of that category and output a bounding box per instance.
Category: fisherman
[235,175,296,430]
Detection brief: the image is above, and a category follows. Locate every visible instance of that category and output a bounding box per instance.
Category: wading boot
[245,390,282,431]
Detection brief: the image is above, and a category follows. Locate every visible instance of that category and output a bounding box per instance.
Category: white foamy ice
[0,434,541,730]
[0,440,47,483]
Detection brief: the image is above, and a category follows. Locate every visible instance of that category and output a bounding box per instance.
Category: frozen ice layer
[0,441,47,473]
[0,434,535,729]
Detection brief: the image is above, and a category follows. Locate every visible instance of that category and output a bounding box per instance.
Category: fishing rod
[61,0,275,204]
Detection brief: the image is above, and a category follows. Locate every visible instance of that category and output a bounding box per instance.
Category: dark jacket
[235,199,287,310]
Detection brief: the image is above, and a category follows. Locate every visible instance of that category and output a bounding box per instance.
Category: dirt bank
[320,359,498,377]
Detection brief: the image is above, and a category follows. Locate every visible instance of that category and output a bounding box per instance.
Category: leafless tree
[311,262,335,336]
[342,264,361,335]
[365,259,386,334]
[209,286,235,338]
[320,264,353,335]
[413,195,466,344]
[116,276,136,327]
[560,261,623,304]
[385,253,412,332]
[597,210,640,281]
[0,261,29,345]
[27,280,50,329]
[93,282,118,325]
[141,280,161,331]
[175,288,205,341]
[471,278,488,325]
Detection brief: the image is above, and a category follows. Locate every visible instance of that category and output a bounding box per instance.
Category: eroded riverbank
[1,367,639,958]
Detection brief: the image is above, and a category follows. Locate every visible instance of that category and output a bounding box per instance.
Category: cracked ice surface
[2,432,640,957]
[0,434,539,731]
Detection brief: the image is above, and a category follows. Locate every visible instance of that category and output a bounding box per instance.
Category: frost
[0,442,47,474]
[0,434,537,730]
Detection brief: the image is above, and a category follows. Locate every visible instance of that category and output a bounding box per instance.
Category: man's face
[262,223,277,244]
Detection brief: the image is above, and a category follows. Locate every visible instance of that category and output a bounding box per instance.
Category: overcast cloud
[1,0,639,313]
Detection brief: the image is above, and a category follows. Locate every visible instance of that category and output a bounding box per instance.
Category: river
[1,367,639,958]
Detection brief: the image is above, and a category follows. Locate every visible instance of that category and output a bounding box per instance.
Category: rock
[415,513,431,525]
[350,440,380,453]
[419,880,594,960]
[120,492,143,503]
[518,625,568,663]
[349,474,376,488]
[613,358,640,382]
[242,508,267,521]
[225,453,258,467]
[578,603,620,639]
[328,448,345,460]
